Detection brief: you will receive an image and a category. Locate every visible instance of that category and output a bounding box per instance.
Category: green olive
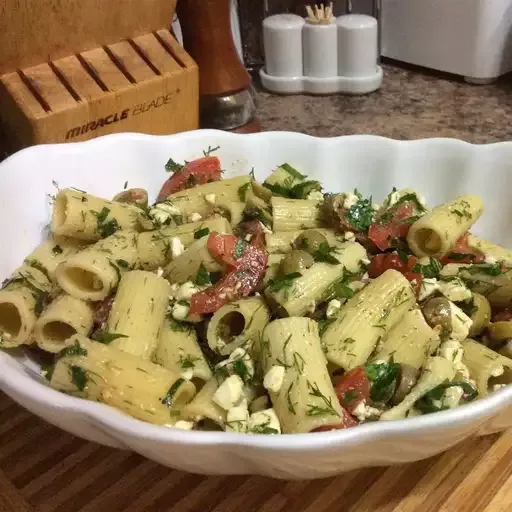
[391,364,420,405]
[112,188,149,208]
[488,321,512,342]
[280,250,314,275]
[422,297,452,333]
[293,230,328,255]
[468,293,492,336]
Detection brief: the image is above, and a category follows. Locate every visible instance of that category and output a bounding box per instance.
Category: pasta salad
[1,149,511,434]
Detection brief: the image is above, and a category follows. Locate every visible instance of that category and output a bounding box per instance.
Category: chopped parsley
[161,378,185,407]
[116,259,130,269]
[318,318,336,336]
[58,340,87,358]
[313,242,340,265]
[341,389,359,406]
[415,380,477,414]
[92,332,128,345]
[232,359,252,382]
[445,252,477,262]
[232,238,248,260]
[250,425,279,435]
[165,157,184,173]
[393,193,427,213]
[194,227,210,239]
[41,362,55,381]
[268,272,302,293]
[412,257,443,279]
[25,259,51,282]
[69,365,88,392]
[263,180,322,200]
[345,193,374,232]
[238,182,251,202]
[52,245,63,255]
[92,207,120,238]
[179,354,200,369]
[169,319,192,333]
[365,362,400,403]
[466,263,503,276]
[195,263,211,286]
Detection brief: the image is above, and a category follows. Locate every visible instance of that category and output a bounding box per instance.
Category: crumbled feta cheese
[448,302,473,343]
[418,277,439,301]
[437,339,472,381]
[156,267,164,277]
[213,375,245,411]
[349,281,365,293]
[343,192,359,209]
[484,254,497,264]
[417,194,426,207]
[245,234,252,242]
[352,400,381,422]
[438,278,472,303]
[205,193,216,205]
[385,190,400,208]
[372,203,380,211]
[226,399,249,433]
[248,408,281,434]
[172,302,189,321]
[263,365,286,393]
[344,231,356,241]
[442,386,464,408]
[215,347,255,381]
[174,420,194,430]
[177,281,199,301]
[491,366,504,377]
[259,222,273,234]
[149,201,181,225]
[306,190,324,201]
[189,212,202,222]
[180,368,194,381]
[361,258,371,266]
[171,237,185,258]
[326,299,342,319]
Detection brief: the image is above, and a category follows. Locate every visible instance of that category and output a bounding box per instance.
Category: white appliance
[381,0,512,83]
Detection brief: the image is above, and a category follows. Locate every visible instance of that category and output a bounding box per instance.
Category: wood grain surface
[0,390,510,512]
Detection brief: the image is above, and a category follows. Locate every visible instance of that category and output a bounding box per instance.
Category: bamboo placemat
[0,391,510,512]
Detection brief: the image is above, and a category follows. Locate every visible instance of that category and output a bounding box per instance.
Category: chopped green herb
[25,259,51,282]
[445,252,476,262]
[108,260,121,282]
[313,242,340,265]
[365,362,400,403]
[203,145,220,157]
[93,332,128,345]
[232,359,251,382]
[238,182,251,202]
[466,263,503,277]
[58,340,88,358]
[251,425,279,435]
[306,380,338,417]
[346,196,374,232]
[70,186,86,194]
[195,263,211,286]
[52,245,63,255]
[268,272,302,293]
[412,257,443,279]
[116,259,130,269]
[342,390,359,406]
[318,318,335,336]
[279,163,305,180]
[161,378,185,407]
[415,380,477,414]
[169,319,192,333]
[179,354,200,369]
[92,207,120,238]
[232,238,248,260]
[286,382,297,414]
[249,168,256,179]
[165,158,184,173]
[124,181,128,190]
[41,362,55,381]
[69,365,88,392]
[393,193,427,213]
[194,227,210,239]
[34,290,51,315]
[396,248,412,264]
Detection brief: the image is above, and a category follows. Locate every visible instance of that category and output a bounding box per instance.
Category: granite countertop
[256,63,512,143]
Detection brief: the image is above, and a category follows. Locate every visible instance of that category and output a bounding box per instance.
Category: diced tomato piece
[157,156,222,201]
[441,233,485,264]
[492,310,512,322]
[334,367,371,414]
[312,411,358,432]
[236,220,266,248]
[189,232,268,315]
[368,253,423,295]
[368,202,417,251]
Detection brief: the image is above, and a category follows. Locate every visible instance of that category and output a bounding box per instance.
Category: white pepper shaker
[263,14,305,78]
[337,14,379,78]
[302,12,337,78]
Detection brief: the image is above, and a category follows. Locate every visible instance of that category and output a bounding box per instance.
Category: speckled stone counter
[256,63,512,143]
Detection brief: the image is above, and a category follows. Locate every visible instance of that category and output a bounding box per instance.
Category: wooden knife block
[0,1,199,152]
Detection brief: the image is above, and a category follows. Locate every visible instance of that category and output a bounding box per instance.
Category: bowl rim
[1,129,511,449]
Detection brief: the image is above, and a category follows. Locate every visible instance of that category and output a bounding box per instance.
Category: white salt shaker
[302,20,337,78]
[263,14,305,78]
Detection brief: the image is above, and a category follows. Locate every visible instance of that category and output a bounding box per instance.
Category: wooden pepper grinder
[176,0,260,133]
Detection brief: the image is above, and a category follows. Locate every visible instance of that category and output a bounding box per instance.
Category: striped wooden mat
[0,392,511,512]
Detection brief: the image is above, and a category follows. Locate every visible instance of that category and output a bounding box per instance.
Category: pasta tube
[55,230,139,301]
[137,217,231,270]
[163,237,223,284]
[462,339,512,396]
[323,270,416,370]
[266,229,340,254]
[371,308,440,369]
[265,242,367,317]
[106,271,171,359]
[154,318,213,382]
[0,265,52,347]
[272,197,323,232]
[181,378,226,427]
[407,195,483,258]
[467,235,512,267]
[260,317,344,433]
[52,188,144,241]
[34,294,94,353]
[207,297,271,355]
[380,356,456,421]
[49,335,196,425]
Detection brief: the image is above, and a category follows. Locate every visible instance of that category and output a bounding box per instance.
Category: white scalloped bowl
[1,131,512,479]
